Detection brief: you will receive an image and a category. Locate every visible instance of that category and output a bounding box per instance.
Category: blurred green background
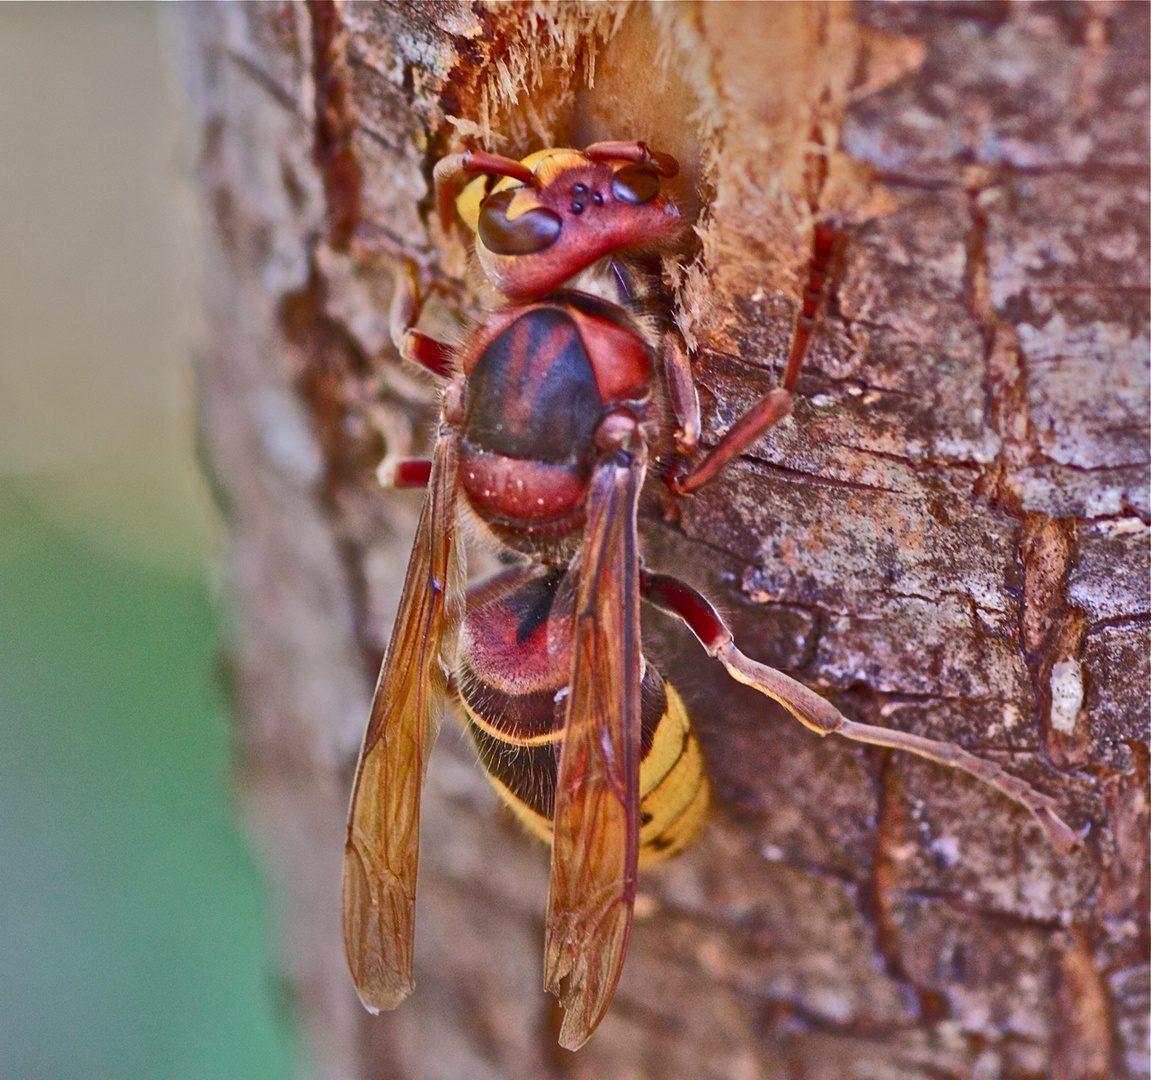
[0,6,294,1078]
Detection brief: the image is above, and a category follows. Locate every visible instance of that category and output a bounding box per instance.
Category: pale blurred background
[0,6,294,1077]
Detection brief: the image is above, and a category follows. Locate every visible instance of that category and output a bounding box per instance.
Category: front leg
[662,330,792,490]
[781,218,845,394]
[662,334,701,454]
[389,259,455,379]
[667,218,846,495]
[670,387,793,495]
[665,320,797,495]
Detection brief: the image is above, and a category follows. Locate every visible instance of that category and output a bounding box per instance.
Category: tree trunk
[179,3,1149,1078]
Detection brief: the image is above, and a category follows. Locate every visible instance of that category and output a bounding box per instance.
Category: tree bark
[179,3,1149,1079]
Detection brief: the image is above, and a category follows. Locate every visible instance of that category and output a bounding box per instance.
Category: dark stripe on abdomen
[460,665,671,818]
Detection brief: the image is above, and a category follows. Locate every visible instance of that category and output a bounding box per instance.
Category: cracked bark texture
[179,3,1149,1079]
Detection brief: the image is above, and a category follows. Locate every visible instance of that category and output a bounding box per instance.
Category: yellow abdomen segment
[636,683,709,865]
[466,681,709,865]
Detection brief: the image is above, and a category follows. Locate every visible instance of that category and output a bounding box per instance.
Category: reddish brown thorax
[456,293,659,554]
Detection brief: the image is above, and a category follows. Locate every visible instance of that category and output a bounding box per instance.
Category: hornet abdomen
[456,569,709,864]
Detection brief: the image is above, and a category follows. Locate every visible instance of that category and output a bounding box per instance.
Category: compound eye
[611,163,661,205]
[478,190,562,254]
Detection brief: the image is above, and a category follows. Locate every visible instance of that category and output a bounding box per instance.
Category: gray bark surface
[180,4,1149,1078]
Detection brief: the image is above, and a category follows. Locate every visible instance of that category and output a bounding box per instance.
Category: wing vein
[341,425,465,1012]
[544,447,647,1050]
